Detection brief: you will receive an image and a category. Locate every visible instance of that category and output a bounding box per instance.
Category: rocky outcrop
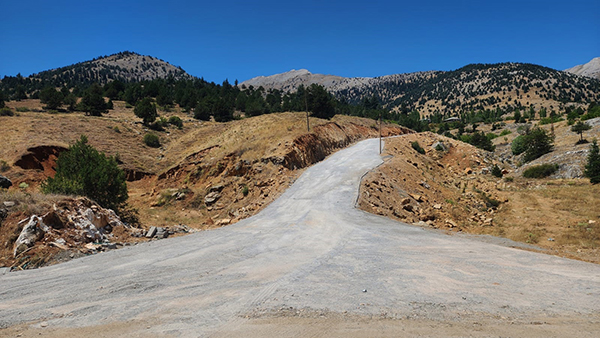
[14,216,48,256]
[13,197,128,257]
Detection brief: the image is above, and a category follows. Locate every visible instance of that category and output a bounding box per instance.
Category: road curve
[1,138,599,337]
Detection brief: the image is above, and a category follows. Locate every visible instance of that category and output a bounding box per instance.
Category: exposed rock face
[565,57,600,80]
[14,216,48,256]
[282,122,410,170]
[0,175,12,189]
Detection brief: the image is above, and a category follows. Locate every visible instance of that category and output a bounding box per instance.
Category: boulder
[14,215,49,256]
[0,175,12,189]
[204,191,221,205]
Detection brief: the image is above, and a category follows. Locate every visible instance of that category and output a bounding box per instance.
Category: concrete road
[1,138,599,337]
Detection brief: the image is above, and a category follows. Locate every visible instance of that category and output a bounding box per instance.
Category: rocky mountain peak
[565,57,600,80]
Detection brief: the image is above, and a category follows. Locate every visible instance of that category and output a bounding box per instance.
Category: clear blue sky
[1,0,598,83]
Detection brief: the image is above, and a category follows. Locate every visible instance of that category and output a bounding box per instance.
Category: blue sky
[1,0,598,83]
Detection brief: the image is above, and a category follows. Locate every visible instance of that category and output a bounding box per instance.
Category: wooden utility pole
[379,111,382,154]
[305,89,310,132]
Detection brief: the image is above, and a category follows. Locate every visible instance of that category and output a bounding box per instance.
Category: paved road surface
[1,138,599,337]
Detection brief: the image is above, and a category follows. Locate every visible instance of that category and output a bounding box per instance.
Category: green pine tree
[585,140,600,184]
[41,135,128,211]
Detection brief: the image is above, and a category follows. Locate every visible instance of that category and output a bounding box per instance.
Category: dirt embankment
[358,132,600,264]
[140,121,410,230]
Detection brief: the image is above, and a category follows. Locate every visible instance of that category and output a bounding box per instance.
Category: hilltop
[565,57,600,80]
[0,51,191,97]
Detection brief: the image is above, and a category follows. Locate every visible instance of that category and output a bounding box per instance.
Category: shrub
[522,164,559,178]
[242,185,249,196]
[511,135,527,155]
[41,135,128,211]
[470,131,496,151]
[585,140,600,184]
[168,116,183,129]
[0,107,14,116]
[499,129,512,136]
[0,160,9,172]
[144,133,161,148]
[491,164,503,178]
[411,141,425,154]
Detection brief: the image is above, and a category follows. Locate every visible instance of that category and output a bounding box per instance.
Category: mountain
[243,63,600,117]
[0,51,192,95]
[565,57,600,80]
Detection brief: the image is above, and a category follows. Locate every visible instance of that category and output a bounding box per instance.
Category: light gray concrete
[1,138,599,336]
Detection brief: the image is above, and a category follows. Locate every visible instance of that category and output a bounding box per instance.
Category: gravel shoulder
[1,138,599,337]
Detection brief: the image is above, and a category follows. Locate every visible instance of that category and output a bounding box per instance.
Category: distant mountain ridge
[0,51,192,94]
[242,62,600,116]
[565,57,600,80]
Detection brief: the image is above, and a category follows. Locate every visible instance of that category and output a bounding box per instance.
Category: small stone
[146,226,157,238]
[401,198,411,205]
[362,289,367,293]
[3,201,15,207]
[464,168,473,175]
[548,238,555,241]
[589,220,597,224]
[216,218,231,226]
[40,322,48,328]
[433,204,442,210]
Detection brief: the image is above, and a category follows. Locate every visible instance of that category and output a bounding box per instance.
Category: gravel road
[1,138,599,337]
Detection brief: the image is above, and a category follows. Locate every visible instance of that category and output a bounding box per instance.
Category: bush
[491,164,503,178]
[0,107,14,116]
[499,129,512,136]
[411,141,425,154]
[144,133,161,148]
[470,131,495,151]
[168,116,183,129]
[41,135,128,211]
[0,160,9,172]
[522,164,559,178]
[585,140,600,184]
[511,135,527,155]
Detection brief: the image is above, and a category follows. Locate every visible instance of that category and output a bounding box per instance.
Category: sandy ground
[1,138,599,337]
